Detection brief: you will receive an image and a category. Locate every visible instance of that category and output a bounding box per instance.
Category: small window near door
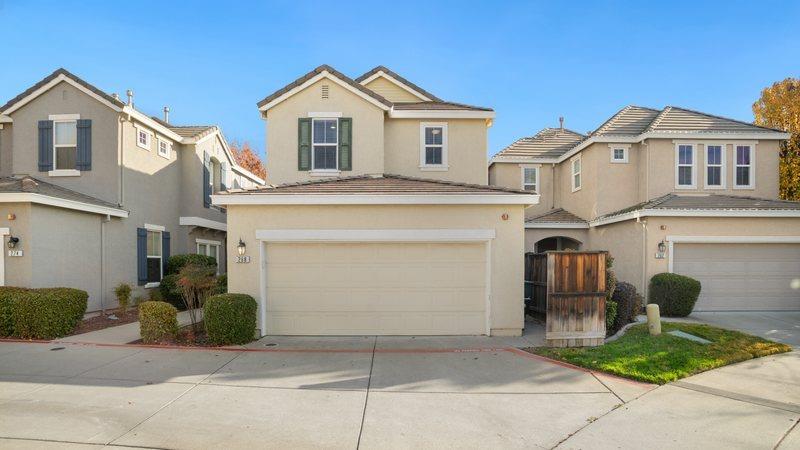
[146,230,162,283]
[54,120,77,170]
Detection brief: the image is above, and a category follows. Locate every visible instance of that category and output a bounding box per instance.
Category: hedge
[611,281,643,334]
[648,273,702,317]
[204,294,257,345]
[158,273,184,310]
[165,254,217,275]
[12,288,88,339]
[139,301,178,344]
[0,287,30,337]
[160,254,218,310]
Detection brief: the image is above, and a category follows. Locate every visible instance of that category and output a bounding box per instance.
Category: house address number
[236,255,251,263]
[8,250,22,257]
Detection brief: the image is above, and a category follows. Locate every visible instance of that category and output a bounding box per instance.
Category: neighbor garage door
[673,243,800,311]
[264,242,487,335]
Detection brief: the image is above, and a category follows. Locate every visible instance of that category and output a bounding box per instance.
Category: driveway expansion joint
[671,381,800,414]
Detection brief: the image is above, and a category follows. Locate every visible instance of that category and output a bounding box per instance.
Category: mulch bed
[70,308,140,336]
[129,321,217,347]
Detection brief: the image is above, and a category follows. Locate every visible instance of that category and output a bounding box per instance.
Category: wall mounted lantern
[237,238,247,256]
[655,240,667,259]
[7,236,19,249]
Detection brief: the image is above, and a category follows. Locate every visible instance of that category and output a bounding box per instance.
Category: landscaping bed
[529,322,792,384]
[70,308,139,335]
[131,321,215,347]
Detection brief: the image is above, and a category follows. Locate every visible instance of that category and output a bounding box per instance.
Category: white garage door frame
[255,229,497,336]
[666,235,800,273]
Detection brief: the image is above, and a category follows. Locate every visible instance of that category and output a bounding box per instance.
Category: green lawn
[531,322,792,384]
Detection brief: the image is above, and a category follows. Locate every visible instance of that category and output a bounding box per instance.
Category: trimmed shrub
[215,273,228,295]
[0,287,29,337]
[612,281,643,333]
[648,273,702,317]
[114,283,132,312]
[158,274,184,310]
[13,288,88,339]
[204,294,257,345]
[165,254,217,275]
[139,301,178,344]
[605,300,618,331]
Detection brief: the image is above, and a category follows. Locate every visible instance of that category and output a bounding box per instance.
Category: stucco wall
[179,134,229,224]
[0,203,32,287]
[489,162,556,217]
[363,77,423,103]
[226,204,526,335]
[265,79,385,185]
[0,124,13,177]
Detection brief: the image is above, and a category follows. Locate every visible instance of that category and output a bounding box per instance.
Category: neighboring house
[0,68,264,311]
[489,106,800,311]
[214,65,537,337]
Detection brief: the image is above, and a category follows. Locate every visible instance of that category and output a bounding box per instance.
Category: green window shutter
[338,117,352,171]
[298,118,311,171]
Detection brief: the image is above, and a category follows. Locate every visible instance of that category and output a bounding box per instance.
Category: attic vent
[321,84,329,99]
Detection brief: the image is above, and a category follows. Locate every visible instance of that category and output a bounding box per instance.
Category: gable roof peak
[355,65,442,102]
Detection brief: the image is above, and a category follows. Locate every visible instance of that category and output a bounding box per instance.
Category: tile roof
[392,101,493,112]
[223,174,530,195]
[526,208,587,224]
[599,193,800,220]
[645,106,784,133]
[149,116,218,139]
[257,64,393,109]
[494,128,586,159]
[591,105,662,136]
[355,66,442,102]
[0,175,122,210]
[0,68,126,114]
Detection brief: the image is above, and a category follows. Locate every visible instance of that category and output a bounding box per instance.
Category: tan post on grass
[646,304,661,336]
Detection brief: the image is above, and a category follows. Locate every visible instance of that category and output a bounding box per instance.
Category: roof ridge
[0,67,125,113]
[645,106,670,132]
[591,105,633,135]
[662,106,786,133]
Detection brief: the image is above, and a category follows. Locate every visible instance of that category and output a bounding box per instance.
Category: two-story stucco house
[0,69,264,311]
[214,65,538,337]
[489,106,800,311]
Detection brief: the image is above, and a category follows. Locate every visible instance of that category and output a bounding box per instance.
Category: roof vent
[321,84,329,99]
[559,116,564,131]
[126,89,134,107]
[163,106,170,123]
[112,93,120,101]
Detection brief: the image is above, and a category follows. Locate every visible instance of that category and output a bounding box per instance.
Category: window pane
[425,127,443,145]
[707,167,721,186]
[707,146,722,165]
[679,166,692,185]
[679,145,693,164]
[147,257,161,283]
[425,146,442,165]
[138,131,148,145]
[613,149,625,160]
[736,167,750,186]
[737,146,750,165]
[313,145,337,169]
[55,122,77,146]
[147,231,161,257]
[313,120,337,144]
[56,147,77,170]
[524,168,537,184]
[573,159,580,174]
[574,173,581,188]
[198,244,207,255]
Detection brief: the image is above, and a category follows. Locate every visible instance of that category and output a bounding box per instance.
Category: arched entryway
[534,236,582,252]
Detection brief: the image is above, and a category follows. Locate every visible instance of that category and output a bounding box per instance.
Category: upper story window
[675,144,696,188]
[53,119,77,170]
[420,123,448,170]
[136,126,152,150]
[157,138,171,159]
[522,166,538,192]
[312,118,338,170]
[735,145,754,188]
[571,155,582,192]
[705,144,725,188]
[609,145,629,163]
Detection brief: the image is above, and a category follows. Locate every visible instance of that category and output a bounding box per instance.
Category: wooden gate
[527,251,607,347]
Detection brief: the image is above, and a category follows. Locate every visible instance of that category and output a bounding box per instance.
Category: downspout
[117,114,125,206]
[551,163,556,209]
[100,214,110,314]
[637,214,648,303]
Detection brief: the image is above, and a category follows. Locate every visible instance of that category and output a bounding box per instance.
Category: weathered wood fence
[525,251,607,347]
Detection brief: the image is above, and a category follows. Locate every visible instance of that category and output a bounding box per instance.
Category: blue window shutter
[137,228,147,286]
[38,120,53,171]
[162,231,170,276]
[203,151,211,208]
[76,119,92,170]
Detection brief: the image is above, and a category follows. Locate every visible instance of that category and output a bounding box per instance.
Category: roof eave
[0,192,128,218]
[389,109,495,119]
[212,193,539,206]
[589,207,800,227]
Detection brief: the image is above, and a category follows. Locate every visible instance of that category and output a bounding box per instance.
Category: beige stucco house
[0,68,264,311]
[489,106,800,311]
[214,65,537,336]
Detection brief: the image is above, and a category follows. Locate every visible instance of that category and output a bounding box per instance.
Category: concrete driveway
[0,328,797,449]
[690,311,800,347]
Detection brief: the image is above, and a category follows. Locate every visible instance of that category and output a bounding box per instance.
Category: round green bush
[158,273,185,310]
[204,294,257,345]
[139,301,178,344]
[165,254,217,275]
[648,273,702,317]
[13,288,88,339]
[612,281,643,333]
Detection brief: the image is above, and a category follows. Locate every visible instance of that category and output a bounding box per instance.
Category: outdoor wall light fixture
[237,238,246,256]
[655,240,667,259]
[7,236,19,249]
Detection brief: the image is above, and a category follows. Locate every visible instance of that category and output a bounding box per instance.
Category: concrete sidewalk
[59,309,203,344]
[690,311,800,347]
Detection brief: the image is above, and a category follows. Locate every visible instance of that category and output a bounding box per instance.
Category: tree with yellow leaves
[753,78,800,200]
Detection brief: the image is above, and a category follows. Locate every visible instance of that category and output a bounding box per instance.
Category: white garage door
[673,243,800,311]
[264,242,487,335]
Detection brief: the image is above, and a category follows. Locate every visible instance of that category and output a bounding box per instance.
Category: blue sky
[1,1,798,161]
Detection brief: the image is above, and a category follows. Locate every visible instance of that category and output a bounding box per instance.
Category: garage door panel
[673,243,800,311]
[265,242,487,335]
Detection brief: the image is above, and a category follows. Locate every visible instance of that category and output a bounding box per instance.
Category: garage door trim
[255,229,496,336]
[666,235,800,273]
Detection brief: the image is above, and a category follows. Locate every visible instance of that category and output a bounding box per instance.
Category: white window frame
[310,117,339,172]
[704,143,726,189]
[136,125,152,150]
[734,144,756,189]
[674,143,697,189]
[144,223,164,288]
[50,113,80,175]
[608,144,629,164]
[520,165,539,192]
[157,137,172,159]
[571,154,582,192]
[196,238,221,274]
[419,122,449,171]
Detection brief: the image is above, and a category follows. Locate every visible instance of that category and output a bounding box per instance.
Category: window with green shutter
[299,117,352,171]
